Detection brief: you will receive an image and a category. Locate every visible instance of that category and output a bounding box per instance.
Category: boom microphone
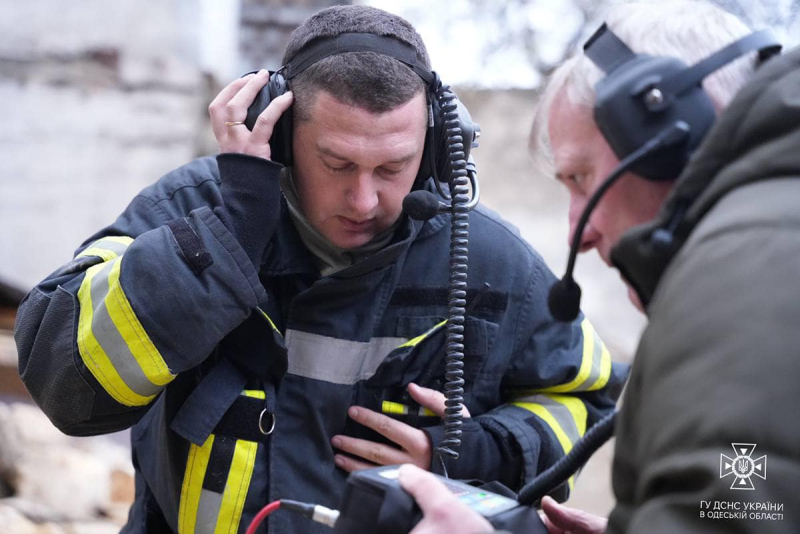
[548,122,690,321]
[403,190,442,221]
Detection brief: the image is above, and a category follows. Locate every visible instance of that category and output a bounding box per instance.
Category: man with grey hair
[399,2,800,533]
[14,4,626,533]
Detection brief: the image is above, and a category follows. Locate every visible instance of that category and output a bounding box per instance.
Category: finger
[209,74,255,113]
[400,465,494,534]
[208,74,256,138]
[250,91,294,147]
[331,434,410,467]
[540,496,575,530]
[333,453,376,473]
[224,69,271,121]
[397,464,458,514]
[539,511,567,534]
[407,383,471,418]
[541,496,607,533]
[347,406,422,451]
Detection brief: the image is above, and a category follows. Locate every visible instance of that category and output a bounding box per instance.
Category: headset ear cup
[594,61,715,181]
[242,71,293,166]
[416,97,441,185]
[267,72,293,166]
[428,91,478,185]
[585,27,780,181]
[244,84,271,131]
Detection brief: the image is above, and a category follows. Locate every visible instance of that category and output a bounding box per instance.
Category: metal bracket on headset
[583,23,637,74]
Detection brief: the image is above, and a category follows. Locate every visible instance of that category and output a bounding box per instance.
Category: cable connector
[311,505,340,528]
[280,499,340,528]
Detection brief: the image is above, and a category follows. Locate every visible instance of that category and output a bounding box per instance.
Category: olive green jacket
[608,46,800,532]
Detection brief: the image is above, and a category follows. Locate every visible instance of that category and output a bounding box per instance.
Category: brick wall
[0,0,208,291]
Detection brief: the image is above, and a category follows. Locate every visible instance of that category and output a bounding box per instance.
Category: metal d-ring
[259,409,276,435]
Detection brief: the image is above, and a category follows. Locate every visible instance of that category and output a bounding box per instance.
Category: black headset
[243,33,480,195]
[548,24,781,322]
[586,23,781,181]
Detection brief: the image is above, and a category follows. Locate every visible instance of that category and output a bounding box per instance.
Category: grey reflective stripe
[79,237,131,258]
[285,330,408,385]
[514,394,582,447]
[580,330,604,392]
[88,259,162,398]
[195,489,223,534]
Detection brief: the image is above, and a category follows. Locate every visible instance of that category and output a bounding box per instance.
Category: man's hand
[540,496,607,534]
[331,383,470,472]
[208,70,293,160]
[398,464,494,534]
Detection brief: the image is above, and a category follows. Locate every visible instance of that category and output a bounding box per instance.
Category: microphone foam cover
[403,191,440,221]
[548,278,582,322]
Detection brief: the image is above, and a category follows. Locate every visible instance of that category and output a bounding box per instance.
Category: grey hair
[530,1,757,176]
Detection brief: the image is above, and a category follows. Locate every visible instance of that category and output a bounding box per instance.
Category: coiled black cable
[433,83,470,467]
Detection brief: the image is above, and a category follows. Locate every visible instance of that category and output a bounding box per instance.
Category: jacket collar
[260,195,450,279]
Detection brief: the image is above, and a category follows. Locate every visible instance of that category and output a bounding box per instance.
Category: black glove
[215,153,283,268]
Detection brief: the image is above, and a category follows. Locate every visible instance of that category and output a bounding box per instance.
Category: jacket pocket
[343,315,497,444]
[392,314,497,390]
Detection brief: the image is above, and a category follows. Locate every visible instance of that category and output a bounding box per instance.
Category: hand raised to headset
[331,383,470,473]
[208,70,293,160]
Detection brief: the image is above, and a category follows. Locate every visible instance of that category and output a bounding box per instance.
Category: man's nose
[568,198,600,253]
[347,171,379,215]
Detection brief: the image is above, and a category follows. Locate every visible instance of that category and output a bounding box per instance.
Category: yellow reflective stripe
[512,399,579,492]
[381,401,437,417]
[256,307,281,334]
[178,434,216,534]
[77,261,154,406]
[544,319,594,392]
[398,319,447,348]
[77,247,117,262]
[213,391,262,534]
[538,319,607,393]
[215,439,259,534]
[513,402,574,455]
[586,342,612,391]
[382,401,408,415]
[105,258,174,386]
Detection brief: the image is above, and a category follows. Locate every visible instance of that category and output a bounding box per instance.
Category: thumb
[541,496,607,534]
[407,383,471,418]
[397,464,453,513]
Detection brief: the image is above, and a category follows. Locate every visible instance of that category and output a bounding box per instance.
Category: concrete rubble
[0,401,134,533]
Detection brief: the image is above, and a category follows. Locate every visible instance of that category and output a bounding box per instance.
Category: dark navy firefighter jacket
[15,154,627,534]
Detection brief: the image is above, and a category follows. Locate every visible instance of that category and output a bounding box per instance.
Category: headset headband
[585,24,782,107]
[658,30,781,98]
[282,32,435,86]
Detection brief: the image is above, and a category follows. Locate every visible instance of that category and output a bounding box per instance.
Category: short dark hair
[282,5,431,121]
